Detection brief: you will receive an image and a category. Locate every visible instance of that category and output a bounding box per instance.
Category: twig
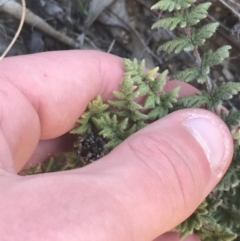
[219,0,240,19]
[107,39,116,53]
[0,0,78,49]
[0,0,26,60]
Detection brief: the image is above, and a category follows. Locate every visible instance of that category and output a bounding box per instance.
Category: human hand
[0,51,233,241]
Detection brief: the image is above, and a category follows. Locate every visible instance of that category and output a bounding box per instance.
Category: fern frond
[142,67,159,81]
[160,87,180,108]
[174,202,208,239]
[152,16,182,30]
[70,96,109,135]
[202,46,231,67]
[147,106,169,120]
[204,83,240,110]
[216,82,240,99]
[196,224,237,241]
[180,93,209,108]
[149,70,168,91]
[151,0,196,12]
[144,93,157,109]
[137,82,150,96]
[176,67,202,82]
[88,95,109,113]
[214,205,240,230]
[191,23,219,46]
[160,35,194,53]
[182,2,211,27]
[215,166,240,191]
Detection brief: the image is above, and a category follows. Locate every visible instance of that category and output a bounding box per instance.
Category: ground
[1,1,240,101]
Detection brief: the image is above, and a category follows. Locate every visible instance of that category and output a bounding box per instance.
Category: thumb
[84,108,233,240]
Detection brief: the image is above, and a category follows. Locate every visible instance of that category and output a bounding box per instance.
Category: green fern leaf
[119,74,137,93]
[70,121,92,135]
[182,2,211,27]
[206,83,240,110]
[122,124,137,139]
[192,22,219,46]
[150,70,168,91]
[160,35,194,53]
[118,117,129,132]
[124,58,146,79]
[137,82,150,96]
[104,138,122,149]
[147,105,168,120]
[160,87,180,108]
[88,95,109,113]
[108,99,142,111]
[180,93,209,108]
[151,0,196,12]
[152,16,182,30]
[206,198,223,212]
[113,90,130,100]
[70,96,109,135]
[142,67,159,81]
[217,82,240,100]
[144,93,156,109]
[174,202,208,239]
[202,46,231,67]
[112,109,148,122]
[221,108,240,129]
[214,205,240,230]
[215,166,240,191]
[176,67,201,82]
[196,224,237,241]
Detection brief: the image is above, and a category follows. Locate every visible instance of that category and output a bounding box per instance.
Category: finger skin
[153,232,200,241]
[0,51,233,241]
[0,108,233,241]
[0,50,198,172]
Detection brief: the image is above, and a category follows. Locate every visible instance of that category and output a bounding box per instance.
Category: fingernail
[183,112,232,177]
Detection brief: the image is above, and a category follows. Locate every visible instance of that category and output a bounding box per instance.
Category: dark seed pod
[77,133,109,164]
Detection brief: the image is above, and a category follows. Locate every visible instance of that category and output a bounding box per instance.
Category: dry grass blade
[219,0,240,18]
[0,0,26,60]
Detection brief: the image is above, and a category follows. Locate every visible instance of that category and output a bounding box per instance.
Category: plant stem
[185,27,212,93]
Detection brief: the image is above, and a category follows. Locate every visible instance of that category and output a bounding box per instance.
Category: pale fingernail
[183,113,232,177]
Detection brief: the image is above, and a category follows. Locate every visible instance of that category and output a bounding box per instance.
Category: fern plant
[23,0,240,240]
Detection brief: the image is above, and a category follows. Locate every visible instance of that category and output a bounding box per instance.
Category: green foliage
[202,46,232,68]
[221,109,240,130]
[161,23,219,54]
[160,35,194,53]
[180,83,240,110]
[70,95,109,135]
[24,0,240,240]
[191,23,219,46]
[151,0,196,12]
[196,224,237,241]
[152,2,211,30]
[22,152,81,175]
[174,201,209,239]
[215,166,240,191]
[176,46,231,84]
[69,59,179,149]
[151,0,240,240]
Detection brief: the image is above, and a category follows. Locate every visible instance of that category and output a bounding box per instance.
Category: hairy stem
[184,26,212,93]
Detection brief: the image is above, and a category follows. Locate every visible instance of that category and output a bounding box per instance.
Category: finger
[1,108,232,240]
[0,50,123,172]
[0,50,198,172]
[72,108,232,240]
[153,232,200,241]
